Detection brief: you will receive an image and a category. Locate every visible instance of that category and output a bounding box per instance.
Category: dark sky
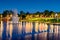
[0,0,60,13]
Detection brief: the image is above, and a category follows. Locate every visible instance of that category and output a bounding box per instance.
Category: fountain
[11,9,19,39]
[5,9,19,40]
[12,9,19,23]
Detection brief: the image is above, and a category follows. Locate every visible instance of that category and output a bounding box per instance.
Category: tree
[57,12,60,18]
[9,10,13,15]
[26,12,30,15]
[2,10,9,17]
[49,11,55,17]
[18,14,20,17]
[35,11,40,15]
[20,11,26,19]
[0,13,2,18]
[2,10,13,17]
[49,11,54,13]
[22,15,26,20]
[0,13,2,21]
[20,11,25,15]
[44,10,50,17]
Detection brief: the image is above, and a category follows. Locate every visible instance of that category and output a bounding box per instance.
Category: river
[0,21,60,40]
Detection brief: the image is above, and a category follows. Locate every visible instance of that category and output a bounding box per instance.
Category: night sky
[0,0,60,13]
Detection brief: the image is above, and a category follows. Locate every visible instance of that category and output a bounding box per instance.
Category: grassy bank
[20,18,60,23]
[1,17,60,23]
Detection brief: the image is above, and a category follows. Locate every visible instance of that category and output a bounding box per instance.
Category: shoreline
[1,20,60,24]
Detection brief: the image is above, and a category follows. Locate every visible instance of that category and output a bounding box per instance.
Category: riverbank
[0,21,59,40]
[19,17,60,23]
[0,17,60,23]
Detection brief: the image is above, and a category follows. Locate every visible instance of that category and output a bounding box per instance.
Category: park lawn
[28,17,54,21]
[26,17,60,23]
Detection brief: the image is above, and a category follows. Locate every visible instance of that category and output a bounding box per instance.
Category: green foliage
[57,19,60,22]
[2,10,13,17]
[50,19,57,23]
[22,15,26,20]
[35,11,40,15]
[18,14,20,17]
[26,12,30,15]
[20,11,26,15]
[1,10,60,23]
[44,10,50,16]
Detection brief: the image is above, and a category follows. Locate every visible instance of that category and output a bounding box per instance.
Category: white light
[12,9,19,23]
[55,13,57,16]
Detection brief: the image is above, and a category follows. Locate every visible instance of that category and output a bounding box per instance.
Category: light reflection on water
[0,21,60,40]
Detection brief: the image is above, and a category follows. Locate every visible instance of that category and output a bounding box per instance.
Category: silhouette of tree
[26,12,30,15]
[22,15,26,20]
[20,11,26,19]
[20,11,25,15]
[50,11,54,13]
[18,14,20,17]
[2,10,13,17]
[44,10,50,17]
[2,10,9,17]
[0,13,2,17]
[49,11,54,15]
[35,11,40,15]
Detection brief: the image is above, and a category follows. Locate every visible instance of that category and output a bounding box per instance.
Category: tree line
[0,10,60,18]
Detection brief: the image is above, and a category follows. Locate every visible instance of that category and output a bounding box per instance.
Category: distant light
[55,13,57,16]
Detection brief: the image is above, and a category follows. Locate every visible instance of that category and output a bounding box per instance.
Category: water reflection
[0,21,60,40]
[2,22,7,40]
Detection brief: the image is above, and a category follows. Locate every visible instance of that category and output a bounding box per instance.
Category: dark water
[0,21,60,40]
